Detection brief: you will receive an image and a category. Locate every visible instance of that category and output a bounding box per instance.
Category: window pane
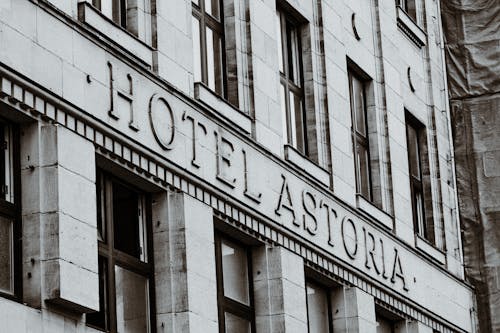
[407,124,421,179]
[290,90,305,154]
[0,216,13,294]
[221,239,250,305]
[288,90,297,148]
[192,17,202,83]
[100,0,114,20]
[287,23,301,86]
[306,282,329,333]
[276,13,284,73]
[280,84,288,145]
[205,0,220,20]
[206,27,216,91]
[225,312,251,333]
[357,143,371,199]
[1,124,14,203]
[113,181,143,259]
[115,266,150,333]
[404,0,417,22]
[415,191,425,236]
[376,315,394,333]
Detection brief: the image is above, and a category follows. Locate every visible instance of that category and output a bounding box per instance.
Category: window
[192,0,226,97]
[405,113,431,241]
[215,233,255,333]
[306,281,332,333]
[277,9,307,156]
[348,71,372,201]
[376,314,395,333]
[92,0,151,40]
[0,120,19,298]
[398,0,417,22]
[87,170,154,333]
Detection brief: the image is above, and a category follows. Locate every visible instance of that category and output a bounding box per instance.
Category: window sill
[284,145,330,187]
[396,6,426,48]
[77,2,153,67]
[356,194,393,230]
[194,82,252,135]
[415,235,446,265]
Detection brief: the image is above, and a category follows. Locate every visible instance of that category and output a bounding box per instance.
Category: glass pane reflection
[115,266,150,333]
[221,239,250,305]
[225,312,251,333]
[0,216,13,294]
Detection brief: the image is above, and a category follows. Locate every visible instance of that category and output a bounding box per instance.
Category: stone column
[331,286,377,333]
[252,245,308,333]
[153,190,218,333]
[21,123,98,312]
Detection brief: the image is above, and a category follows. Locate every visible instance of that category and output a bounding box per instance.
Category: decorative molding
[352,13,361,41]
[408,66,416,93]
[0,68,468,333]
[396,7,426,48]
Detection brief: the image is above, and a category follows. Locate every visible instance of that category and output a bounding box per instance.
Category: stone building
[0,0,476,332]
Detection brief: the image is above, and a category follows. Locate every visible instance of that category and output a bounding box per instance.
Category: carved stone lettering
[182,111,207,167]
[242,149,262,203]
[391,248,409,291]
[108,62,138,131]
[149,94,176,150]
[320,200,336,247]
[302,190,318,235]
[215,131,236,188]
[341,216,358,259]
[363,227,381,275]
[275,175,297,226]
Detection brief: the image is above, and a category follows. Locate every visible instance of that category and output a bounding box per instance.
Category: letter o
[341,216,358,259]
[149,94,175,150]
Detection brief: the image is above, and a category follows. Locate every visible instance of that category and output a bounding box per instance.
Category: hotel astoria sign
[102,59,412,293]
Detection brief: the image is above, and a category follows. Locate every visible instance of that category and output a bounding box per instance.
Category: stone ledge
[356,195,393,230]
[194,82,252,135]
[415,235,446,266]
[396,6,426,48]
[284,145,330,187]
[77,2,153,67]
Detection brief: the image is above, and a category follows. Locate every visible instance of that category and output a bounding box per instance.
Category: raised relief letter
[149,94,176,150]
[108,62,138,131]
[215,131,236,188]
[302,190,318,235]
[390,248,409,291]
[320,200,337,247]
[182,111,207,167]
[341,216,358,259]
[380,238,389,279]
[363,227,381,275]
[242,149,262,204]
[275,175,297,226]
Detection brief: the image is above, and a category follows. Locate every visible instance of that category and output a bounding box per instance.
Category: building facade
[0,0,476,332]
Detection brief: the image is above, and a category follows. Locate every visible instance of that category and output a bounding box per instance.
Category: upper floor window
[86,170,154,332]
[306,281,332,333]
[92,0,151,42]
[406,113,433,242]
[277,9,308,156]
[398,0,417,23]
[192,0,226,97]
[0,119,19,298]
[348,71,372,201]
[215,233,255,333]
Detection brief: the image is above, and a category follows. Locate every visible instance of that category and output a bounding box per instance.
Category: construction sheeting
[441,0,500,332]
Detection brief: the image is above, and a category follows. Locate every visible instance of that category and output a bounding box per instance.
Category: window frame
[405,112,429,240]
[348,70,373,202]
[214,231,255,333]
[305,280,333,333]
[192,0,228,98]
[397,0,417,24]
[277,9,308,156]
[0,119,21,301]
[375,312,396,333]
[86,169,156,333]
